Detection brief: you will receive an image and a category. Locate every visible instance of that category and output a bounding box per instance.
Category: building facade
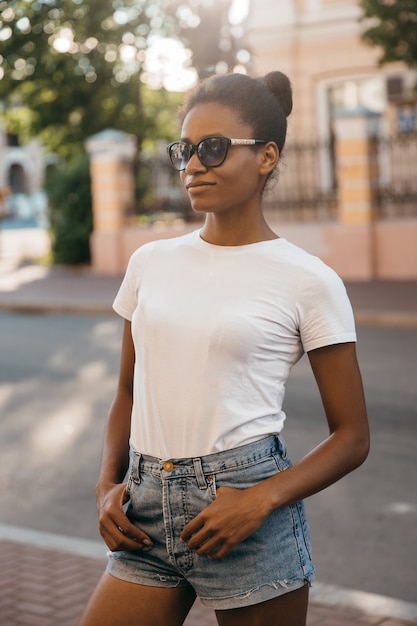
[245,0,416,141]
[87,0,417,279]
[239,0,417,279]
[0,124,46,225]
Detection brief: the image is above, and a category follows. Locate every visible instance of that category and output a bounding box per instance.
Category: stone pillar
[85,128,137,275]
[333,107,380,225]
[331,108,381,279]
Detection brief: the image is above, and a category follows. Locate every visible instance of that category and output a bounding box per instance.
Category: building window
[329,76,385,116]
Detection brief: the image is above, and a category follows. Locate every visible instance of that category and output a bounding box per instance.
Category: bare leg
[78,571,196,626]
[215,584,309,626]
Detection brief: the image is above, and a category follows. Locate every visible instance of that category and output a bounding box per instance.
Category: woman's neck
[200,213,278,246]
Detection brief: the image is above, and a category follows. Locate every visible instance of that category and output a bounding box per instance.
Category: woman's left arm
[266,341,370,509]
[181,342,370,558]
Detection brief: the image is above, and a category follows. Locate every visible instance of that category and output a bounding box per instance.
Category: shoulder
[127,230,197,268]
[279,244,356,350]
[274,240,352,324]
[275,239,343,287]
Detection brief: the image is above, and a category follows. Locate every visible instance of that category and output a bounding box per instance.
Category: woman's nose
[184,149,207,173]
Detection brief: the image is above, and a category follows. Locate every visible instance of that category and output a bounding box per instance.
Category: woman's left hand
[180,484,271,559]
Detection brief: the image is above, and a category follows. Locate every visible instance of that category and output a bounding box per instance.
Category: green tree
[46,154,92,265]
[0,0,243,156]
[0,0,168,157]
[172,0,244,78]
[360,0,417,67]
[0,0,244,264]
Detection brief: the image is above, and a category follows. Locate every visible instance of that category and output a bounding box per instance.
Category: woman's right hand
[96,481,153,552]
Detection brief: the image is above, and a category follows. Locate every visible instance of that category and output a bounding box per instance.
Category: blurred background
[0,0,416,616]
[0,0,416,276]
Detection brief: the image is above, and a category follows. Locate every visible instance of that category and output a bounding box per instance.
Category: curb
[1,298,417,328]
[355,311,417,329]
[0,299,114,316]
[1,524,416,623]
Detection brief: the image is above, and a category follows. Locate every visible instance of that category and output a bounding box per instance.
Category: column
[333,107,380,225]
[85,129,137,274]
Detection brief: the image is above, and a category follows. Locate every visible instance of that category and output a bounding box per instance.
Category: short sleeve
[296,258,356,353]
[112,242,155,321]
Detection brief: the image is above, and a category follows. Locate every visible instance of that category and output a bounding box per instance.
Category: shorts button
[163,461,174,472]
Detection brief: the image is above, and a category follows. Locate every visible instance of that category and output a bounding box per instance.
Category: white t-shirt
[113,229,356,459]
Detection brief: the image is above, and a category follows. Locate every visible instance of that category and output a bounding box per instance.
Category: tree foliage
[0,0,247,264]
[0,0,245,156]
[360,0,417,67]
[1,0,150,156]
[174,0,242,78]
[46,154,92,264]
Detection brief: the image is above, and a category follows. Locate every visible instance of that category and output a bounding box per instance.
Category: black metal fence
[374,131,417,218]
[263,133,417,221]
[263,138,337,221]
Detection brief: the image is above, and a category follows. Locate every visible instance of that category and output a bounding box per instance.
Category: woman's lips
[186,181,215,193]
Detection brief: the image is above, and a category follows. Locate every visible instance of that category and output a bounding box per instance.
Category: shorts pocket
[213,455,281,492]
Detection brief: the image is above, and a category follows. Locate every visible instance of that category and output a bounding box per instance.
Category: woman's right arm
[95,320,153,552]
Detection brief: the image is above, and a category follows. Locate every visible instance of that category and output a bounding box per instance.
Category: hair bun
[261,71,293,118]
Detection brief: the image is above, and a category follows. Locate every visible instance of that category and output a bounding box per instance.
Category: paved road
[0,312,416,604]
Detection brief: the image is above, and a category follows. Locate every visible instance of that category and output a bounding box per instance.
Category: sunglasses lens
[169,142,190,171]
[198,137,229,167]
[168,137,230,170]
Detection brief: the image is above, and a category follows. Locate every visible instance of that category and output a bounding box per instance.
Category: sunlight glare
[229,0,250,25]
[52,27,74,53]
[143,37,198,92]
[31,402,90,459]
[142,0,250,92]
[385,502,417,515]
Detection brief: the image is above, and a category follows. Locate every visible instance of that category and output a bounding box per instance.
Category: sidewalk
[1,526,417,626]
[0,262,417,328]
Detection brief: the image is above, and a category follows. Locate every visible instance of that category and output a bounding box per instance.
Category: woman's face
[179,102,267,218]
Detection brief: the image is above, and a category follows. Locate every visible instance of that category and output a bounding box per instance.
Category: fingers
[97,482,153,553]
[181,521,230,560]
[102,516,154,553]
[179,486,231,546]
[180,510,231,560]
[109,519,153,552]
[180,516,203,546]
[180,486,268,560]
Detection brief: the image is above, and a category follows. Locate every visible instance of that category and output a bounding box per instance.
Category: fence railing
[374,131,417,218]
[263,139,337,221]
[264,133,417,221]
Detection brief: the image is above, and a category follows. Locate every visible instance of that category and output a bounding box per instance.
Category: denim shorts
[107,435,315,610]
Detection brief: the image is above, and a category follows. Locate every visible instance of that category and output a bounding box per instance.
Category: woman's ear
[259,141,279,175]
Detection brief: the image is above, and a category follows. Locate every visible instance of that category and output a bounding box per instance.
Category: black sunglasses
[166,136,267,171]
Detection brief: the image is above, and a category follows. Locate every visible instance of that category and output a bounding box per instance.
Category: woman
[79,71,369,626]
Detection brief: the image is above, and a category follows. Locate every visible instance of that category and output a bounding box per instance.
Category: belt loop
[274,434,281,453]
[193,458,207,490]
[135,451,142,484]
[274,434,287,459]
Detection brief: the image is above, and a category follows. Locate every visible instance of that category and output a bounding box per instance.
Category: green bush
[46,154,92,265]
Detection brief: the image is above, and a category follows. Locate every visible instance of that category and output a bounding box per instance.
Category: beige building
[242,0,417,279]
[0,124,46,224]
[88,0,417,280]
[245,0,416,140]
